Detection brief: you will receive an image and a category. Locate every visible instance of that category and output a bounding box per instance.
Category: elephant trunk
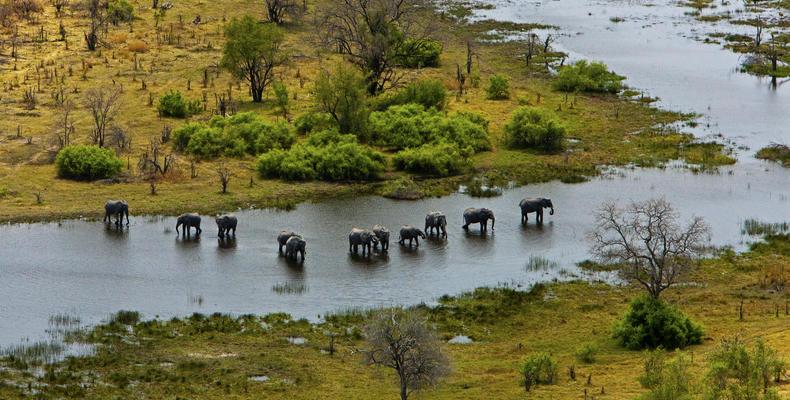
[549,207,554,216]
[125,209,130,225]
[176,221,181,234]
[491,216,495,230]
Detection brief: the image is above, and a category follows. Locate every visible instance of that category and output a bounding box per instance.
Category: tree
[705,337,785,400]
[589,198,710,298]
[313,64,370,140]
[84,86,122,148]
[221,15,285,103]
[216,163,232,193]
[84,0,108,51]
[316,0,434,94]
[355,309,449,400]
[265,0,302,24]
[53,98,75,149]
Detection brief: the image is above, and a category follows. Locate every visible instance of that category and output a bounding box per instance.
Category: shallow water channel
[4,0,790,347]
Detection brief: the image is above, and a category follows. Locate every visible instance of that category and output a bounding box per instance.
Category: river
[3,0,790,347]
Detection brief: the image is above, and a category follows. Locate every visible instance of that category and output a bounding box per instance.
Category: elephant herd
[102,197,555,262]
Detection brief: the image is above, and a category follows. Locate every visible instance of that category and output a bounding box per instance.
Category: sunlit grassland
[0,0,732,222]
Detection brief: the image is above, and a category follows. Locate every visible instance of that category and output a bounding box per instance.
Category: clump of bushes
[256,130,385,181]
[127,39,148,53]
[294,112,334,134]
[55,145,124,180]
[519,353,558,392]
[108,0,134,24]
[396,38,442,68]
[576,343,597,363]
[504,106,565,152]
[637,349,691,400]
[392,141,472,176]
[157,90,201,118]
[369,104,490,152]
[485,74,510,100]
[612,295,704,350]
[172,112,294,158]
[552,60,625,93]
[378,79,448,111]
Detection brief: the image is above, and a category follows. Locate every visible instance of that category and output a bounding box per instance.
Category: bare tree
[53,98,75,148]
[265,0,302,24]
[84,86,122,148]
[83,0,108,51]
[106,125,133,150]
[315,0,434,94]
[354,309,449,400]
[589,198,710,298]
[138,139,175,177]
[216,163,232,193]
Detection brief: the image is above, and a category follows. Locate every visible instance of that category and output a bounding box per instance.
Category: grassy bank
[0,0,735,223]
[3,233,790,399]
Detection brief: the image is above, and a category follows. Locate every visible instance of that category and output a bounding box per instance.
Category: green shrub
[172,112,294,158]
[256,139,385,181]
[369,104,490,151]
[576,343,597,363]
[314,64,370,140]
[272,81,289,118]
[392,142,472,176]
[157,90,200,118]
[552,60,625,93]
[637,349,692,400]
[378,79,448,110]
[504,106,565,152]
[485,74,510,100]
[704,339,785,400]
[519,353,558,392]
[55,145,124,181]
[108,0,134,24]
[612,295,704,350]
[294,112,334,134]
[397,38,442,68]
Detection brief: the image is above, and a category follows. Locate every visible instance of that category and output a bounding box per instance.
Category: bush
[256,137,385,181]
[171,112,295,158]
[504,106,565,152]
[576,343,597,363]
[157,90,201,118]
[55,145,124,180]
[392,142,471,176]
[108,0,134,24]
[519,353,558,392]
[552,60,625,93]
[637,349,692,400]
[378,79,448,111]
[397,38,442,68]
[127,39,148,53]
[485,74,510,100]
[704,339,785,400]
[272,81,289,117]
[369,104,490,152]
[314,64,370,140]
[294,112,334,134]
[612,295,704,350]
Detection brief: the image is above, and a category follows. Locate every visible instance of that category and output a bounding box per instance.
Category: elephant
[372,224,390,251]
[103,200,129,226]
[399,225,426,247]
[349,228,379,256]
[519,198,554,224]
[176,213,202,236]
[215,214,237,237]
[424,211,447,237]
[285,235,306,261]
[462,208,495,232]
[278,231,299,253]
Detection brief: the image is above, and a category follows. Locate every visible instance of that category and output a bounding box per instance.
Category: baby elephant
[425,211,447,237]
[215,214,237,237]
[372,224,390,251]
[285,235,306,261]
[176,213,202,236]
[399,225,426,247]
[349,228,379,256]
[277,231,299,253]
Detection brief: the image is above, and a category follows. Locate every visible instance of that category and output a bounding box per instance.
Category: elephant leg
[415,237,419,247]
